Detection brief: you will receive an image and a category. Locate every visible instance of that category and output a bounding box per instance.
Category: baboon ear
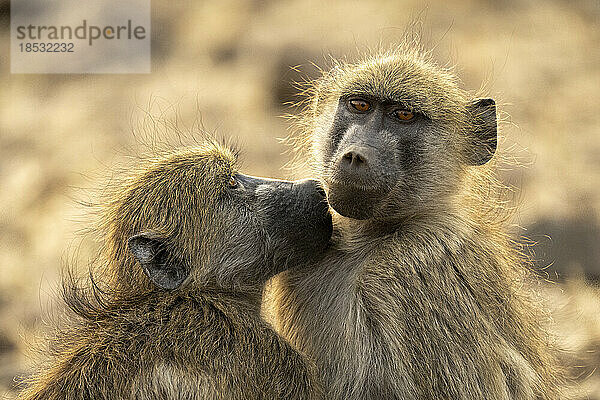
[128,232,188,290]
[465,98,497,165]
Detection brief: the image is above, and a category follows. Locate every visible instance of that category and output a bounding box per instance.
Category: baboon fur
[18,142,325,400]
[269,47,567,399]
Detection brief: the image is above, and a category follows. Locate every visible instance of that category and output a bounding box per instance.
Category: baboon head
[104,142,332,292]
[305,50,497,220]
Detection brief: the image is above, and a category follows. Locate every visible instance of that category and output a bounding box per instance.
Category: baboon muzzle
[328,143,391,220]
[240,175,333,266]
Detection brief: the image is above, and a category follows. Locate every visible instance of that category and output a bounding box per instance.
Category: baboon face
[310,54,497,220]
[122,145,332,291]
[198,173,333,288]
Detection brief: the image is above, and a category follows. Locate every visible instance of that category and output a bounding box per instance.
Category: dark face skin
[323,95,423,220]
[320,95,496,220]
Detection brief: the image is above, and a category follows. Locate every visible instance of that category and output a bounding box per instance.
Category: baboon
[270,48,567,399]
[18,142,330,400]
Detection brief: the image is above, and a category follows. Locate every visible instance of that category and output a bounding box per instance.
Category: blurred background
[1,0,599,398]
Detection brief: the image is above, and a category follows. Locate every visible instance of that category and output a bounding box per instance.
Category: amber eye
[348,98,371,113]
[395,109,415,121]
[228,176,237,187]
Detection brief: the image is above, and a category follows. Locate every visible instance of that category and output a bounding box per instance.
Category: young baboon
[270,48,567,399]
[18,142,330,400]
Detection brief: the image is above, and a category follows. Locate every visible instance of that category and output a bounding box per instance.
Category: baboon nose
[340,148,369,169]
[338,146,370,169]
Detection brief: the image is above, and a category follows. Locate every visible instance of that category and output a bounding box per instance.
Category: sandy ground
[1,0,599,398]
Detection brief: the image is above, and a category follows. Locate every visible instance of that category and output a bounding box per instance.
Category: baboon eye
[228,176,238,187]
[394,109,415,121]
[347,98,371,113]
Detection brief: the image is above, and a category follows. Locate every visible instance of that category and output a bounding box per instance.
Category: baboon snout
[333,145,377,187]
[327,144,394,220]
[290,178,331,228]
[294,178,328,203]
[261,177,332,268]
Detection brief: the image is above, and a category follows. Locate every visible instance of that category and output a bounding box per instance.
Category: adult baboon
[270,48,566,399]
[18,142,330,400]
